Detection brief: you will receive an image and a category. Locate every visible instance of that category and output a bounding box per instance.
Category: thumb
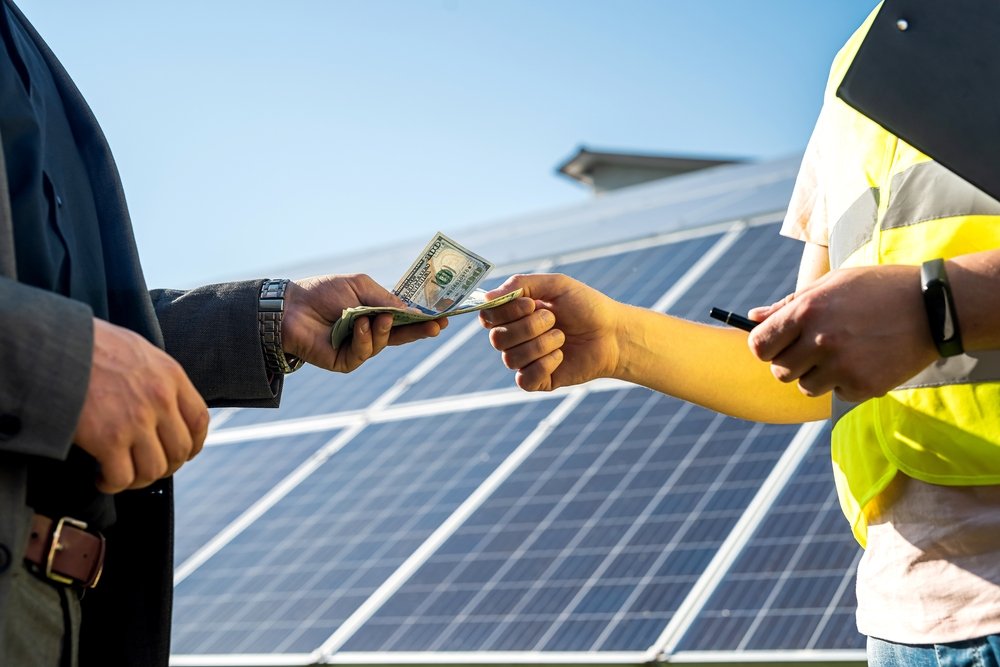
[486,273,565,302]
[747,296,789,322]
[351,275,407,308]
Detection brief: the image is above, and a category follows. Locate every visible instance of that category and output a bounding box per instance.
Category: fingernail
[359,318,370,334]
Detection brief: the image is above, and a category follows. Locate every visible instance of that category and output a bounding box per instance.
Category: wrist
[279,279,310,359]
[920,258,964,357]
[610,303,641,383]
[258,279,305,374]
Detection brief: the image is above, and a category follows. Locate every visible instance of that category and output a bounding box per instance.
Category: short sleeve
[781,104,832,247]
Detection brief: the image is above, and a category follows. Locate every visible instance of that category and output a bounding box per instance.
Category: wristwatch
[920,258,964,357]
[258,279,305,374]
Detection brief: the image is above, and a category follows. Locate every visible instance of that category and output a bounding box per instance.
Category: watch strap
[920,258,964,358]
[258,279,305,374]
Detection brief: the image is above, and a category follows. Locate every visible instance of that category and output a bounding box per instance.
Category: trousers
[869,635,1000,667]
[0,564,80,667]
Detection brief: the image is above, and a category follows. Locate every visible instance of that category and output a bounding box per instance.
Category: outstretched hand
[480,273,623,391]
[747,264,938,401]
[282,274,447,373]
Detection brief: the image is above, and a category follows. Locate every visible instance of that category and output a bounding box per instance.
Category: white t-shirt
[780,109,1000,643]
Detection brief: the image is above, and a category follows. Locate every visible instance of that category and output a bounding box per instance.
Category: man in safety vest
[478,7,1000,666]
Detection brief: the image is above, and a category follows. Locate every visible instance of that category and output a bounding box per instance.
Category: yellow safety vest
[821,7,1000,546]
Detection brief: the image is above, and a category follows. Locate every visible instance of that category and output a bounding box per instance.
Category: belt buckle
[45,516,104,588]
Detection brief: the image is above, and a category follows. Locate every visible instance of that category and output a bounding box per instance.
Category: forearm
[151,280,281,408]
[948,249,1000,352]
[614,304,830,423]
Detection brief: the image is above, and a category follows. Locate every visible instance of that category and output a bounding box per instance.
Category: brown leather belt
[23,514,105,588]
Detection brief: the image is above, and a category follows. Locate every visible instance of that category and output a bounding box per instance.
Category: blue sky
[18,1,877,288]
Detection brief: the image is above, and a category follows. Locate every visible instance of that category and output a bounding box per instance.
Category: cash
[393,232,493,314]
[330,231,518,347]
[330,287,523,347]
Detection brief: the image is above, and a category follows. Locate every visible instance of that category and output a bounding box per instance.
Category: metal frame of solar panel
[171,158,866,667]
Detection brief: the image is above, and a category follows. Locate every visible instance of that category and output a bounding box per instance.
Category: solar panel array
[172,157,866,666]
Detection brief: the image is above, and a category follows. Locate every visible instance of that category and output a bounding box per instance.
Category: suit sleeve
[0,276,92,460]
[150,279,283,408]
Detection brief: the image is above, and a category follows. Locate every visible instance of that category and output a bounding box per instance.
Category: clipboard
[837,0,1000,200]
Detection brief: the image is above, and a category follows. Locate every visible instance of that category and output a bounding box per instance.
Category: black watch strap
[258,279,305,374]
[920,258,964,358]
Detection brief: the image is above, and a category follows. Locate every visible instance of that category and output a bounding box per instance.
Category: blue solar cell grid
[398,232,722,404]
[344,388,802,652]
[552,232,722,305]
[218,320,469,430]
[678,424,864,651]
[171,399,558,655]
[668,222,801,323]
[173,430,338,564]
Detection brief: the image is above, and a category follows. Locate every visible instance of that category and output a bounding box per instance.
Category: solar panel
[342,388,801,652]
[169,155,869,667]
[667,222,803,323]
[173,430,340,565]
[552,232,722,306]
[171,399,558,655]
[675,424,864,652]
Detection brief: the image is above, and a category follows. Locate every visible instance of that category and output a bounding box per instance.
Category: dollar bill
[393,232,494,315]
[330,288,522,348]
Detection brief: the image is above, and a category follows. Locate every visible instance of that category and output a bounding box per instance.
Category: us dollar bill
[331,288,522,348]
[330,231,508,348]
[393,232,494,315]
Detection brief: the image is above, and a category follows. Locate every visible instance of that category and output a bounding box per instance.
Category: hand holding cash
[331,232,522,348]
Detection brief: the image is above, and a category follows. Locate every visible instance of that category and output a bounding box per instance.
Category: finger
[370,312,394,357]
[484,273,567,303]
[350,274,407,308]
[795,365,839,399]
[767,337,822,384]
[156,402,195,476]
[484,274,527,300]
[387,319,445,346]
[95,447,136,495]
[128,431,169,489]
[747,293,796,322]
[748,302,806,362]
[489,308,555,351]
[501,328,565,370]
[480,297,535,327]
[176,375,210,460]
[515,348,564,392]
[345,315,374,371]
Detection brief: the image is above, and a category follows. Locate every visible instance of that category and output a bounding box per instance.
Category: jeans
[869,635,1000,667]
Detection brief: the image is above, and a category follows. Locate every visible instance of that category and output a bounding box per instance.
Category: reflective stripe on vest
[831,162,1000,270]
[819,5,1000,547]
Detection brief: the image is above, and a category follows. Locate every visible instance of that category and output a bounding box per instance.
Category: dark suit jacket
[0,4,285,664]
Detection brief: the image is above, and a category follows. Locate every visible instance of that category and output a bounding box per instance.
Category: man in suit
[0,2,447,665]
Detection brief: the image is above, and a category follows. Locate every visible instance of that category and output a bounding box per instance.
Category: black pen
[709,307,758,333]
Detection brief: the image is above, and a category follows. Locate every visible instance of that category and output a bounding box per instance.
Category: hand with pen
[744,264,938,401]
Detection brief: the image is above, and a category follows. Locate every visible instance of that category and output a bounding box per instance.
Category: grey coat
[0,3,285,664]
